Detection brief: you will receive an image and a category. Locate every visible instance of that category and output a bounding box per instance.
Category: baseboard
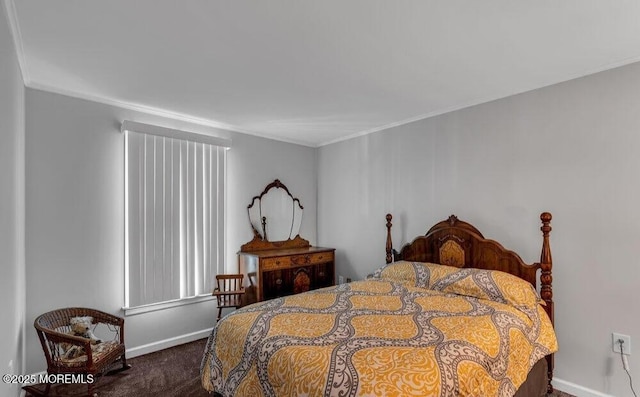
[553,378,614,397]
[125,328,212,358]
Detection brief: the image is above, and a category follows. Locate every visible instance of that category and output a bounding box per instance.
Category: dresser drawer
[308,252,333,264]
[262,257,290,271]
[287,252,334,266]
[262,251,334,270]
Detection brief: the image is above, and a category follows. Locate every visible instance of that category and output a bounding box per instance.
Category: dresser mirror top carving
[238,179,335,304]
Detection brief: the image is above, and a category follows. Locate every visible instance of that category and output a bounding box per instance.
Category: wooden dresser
[238,245,335,304]
[239,179,335,304]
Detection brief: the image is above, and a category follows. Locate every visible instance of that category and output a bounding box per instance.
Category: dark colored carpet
[25,338,575,397]
[24,338,210,397]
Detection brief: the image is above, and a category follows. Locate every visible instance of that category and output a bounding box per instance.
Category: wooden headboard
[385,212,555,393]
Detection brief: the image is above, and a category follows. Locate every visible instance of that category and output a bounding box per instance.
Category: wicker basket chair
[33,307,130,396]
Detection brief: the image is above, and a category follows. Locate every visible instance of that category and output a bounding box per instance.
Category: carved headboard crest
[447,214,458,226]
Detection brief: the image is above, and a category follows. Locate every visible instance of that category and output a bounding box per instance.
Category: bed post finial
[539,212,553,307]
[386,214,393,264]
[539,211,554,394]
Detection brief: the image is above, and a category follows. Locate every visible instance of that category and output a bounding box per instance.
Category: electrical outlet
[338,276,344,285]
[612,333,631,355]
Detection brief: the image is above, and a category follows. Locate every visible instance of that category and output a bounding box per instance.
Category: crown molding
[318,54,640,147]
[26,79,317,147]
[3,0,29,84]
[24,75,319,148]
[27,79,245,134]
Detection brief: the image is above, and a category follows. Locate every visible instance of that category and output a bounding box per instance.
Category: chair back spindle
[213,274,245,321]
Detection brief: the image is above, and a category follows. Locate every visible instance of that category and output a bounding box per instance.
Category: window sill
[123,294,216,316]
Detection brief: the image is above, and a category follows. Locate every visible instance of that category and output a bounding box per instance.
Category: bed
[201,213,557,396]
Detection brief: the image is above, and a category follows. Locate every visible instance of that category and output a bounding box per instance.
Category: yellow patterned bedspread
[201,262,557,397]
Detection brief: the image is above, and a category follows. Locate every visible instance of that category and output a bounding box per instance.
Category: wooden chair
[213,274,245,321]
[30,307,130,397]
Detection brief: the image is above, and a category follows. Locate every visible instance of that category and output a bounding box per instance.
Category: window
[123,121,230,312]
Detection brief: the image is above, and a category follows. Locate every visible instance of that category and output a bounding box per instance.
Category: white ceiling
[6,1,640,146]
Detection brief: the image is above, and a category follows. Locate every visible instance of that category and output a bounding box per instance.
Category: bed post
[386,214,393,264]
[539,212,554,394]
[539,212,553,323]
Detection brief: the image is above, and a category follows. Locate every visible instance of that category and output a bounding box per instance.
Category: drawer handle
[275,278,282,285]
[318,272,325,277]
[275,261,281,265]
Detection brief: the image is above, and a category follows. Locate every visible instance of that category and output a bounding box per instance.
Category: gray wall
[318,61,640,396]
[24,89,317,373]
[0,4,25,397]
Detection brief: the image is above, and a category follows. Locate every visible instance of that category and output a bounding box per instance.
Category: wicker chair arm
[86,309,124,327]
[37,327,95,363]
[58,307,124,327]
[40,328,93,348]
[36,307,124,328]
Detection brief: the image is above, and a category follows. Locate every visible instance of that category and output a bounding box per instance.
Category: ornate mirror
[247,179,304,242]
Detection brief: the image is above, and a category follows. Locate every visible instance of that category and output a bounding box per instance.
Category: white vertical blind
[125,129,226,308]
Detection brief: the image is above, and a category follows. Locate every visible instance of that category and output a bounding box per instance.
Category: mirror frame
[241,179,310,252]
